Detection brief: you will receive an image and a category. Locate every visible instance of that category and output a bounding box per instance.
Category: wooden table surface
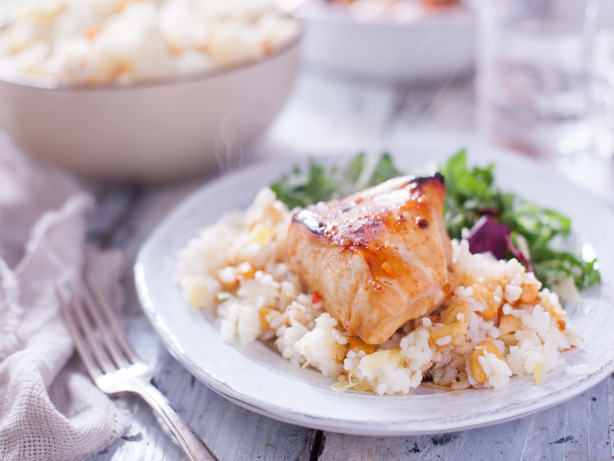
[87,68,614,461]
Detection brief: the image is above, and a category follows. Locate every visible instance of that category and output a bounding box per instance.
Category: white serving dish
[299,2,475,82]
[0,36,301,182]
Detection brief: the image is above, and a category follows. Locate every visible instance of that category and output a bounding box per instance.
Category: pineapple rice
[175,188,582,395]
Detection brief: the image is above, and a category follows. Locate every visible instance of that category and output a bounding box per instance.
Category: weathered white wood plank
[320,378,613,461]
[586,379,611,461]
[385,76,475,136]
[251,70,404,161]
[608,373,614,460]
[85,184,142,246]
[517,387,607,461]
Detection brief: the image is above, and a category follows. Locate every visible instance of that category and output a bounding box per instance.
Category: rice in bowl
[175,188,582,395]
[0,0,300,85]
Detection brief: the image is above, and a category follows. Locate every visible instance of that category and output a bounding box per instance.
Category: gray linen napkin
[0,135,128,460]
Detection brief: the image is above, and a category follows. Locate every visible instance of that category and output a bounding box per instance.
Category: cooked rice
[0,0,299,85]
[175,188,583,395]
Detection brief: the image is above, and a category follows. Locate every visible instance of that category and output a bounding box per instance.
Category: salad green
[271,153,401,210]
[270,151,600,293]
[441,150,599,292]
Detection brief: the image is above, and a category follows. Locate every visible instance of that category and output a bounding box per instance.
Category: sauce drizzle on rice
[175,187,582,395]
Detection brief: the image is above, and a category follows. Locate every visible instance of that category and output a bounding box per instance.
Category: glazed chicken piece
[287,174,452,344]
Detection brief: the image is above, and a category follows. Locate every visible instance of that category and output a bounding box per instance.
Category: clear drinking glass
[476,0,603,159]
[592,1,614,158]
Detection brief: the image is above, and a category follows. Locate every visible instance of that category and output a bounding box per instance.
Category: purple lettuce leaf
[466,216,511,260]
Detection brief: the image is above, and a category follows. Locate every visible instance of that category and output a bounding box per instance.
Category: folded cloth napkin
[0,135,128,461]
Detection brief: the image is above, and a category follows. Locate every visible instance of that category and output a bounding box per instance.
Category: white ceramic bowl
[0,36,301,182]
[299,4,474,82]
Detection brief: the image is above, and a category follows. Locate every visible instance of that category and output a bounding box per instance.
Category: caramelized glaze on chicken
[287,174,453,344]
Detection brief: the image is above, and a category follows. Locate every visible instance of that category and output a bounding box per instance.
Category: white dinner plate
[135,143,614,436]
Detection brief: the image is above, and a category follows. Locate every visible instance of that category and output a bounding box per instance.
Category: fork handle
[134,382,218,461]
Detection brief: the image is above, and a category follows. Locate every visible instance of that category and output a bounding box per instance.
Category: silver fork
[58,274,218,461]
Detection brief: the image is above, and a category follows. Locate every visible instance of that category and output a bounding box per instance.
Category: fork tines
[58,273,217,461]
[58,274,136,379]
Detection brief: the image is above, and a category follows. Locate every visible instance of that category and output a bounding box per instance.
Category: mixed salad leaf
[271,153,401,209]
[441,150,600,293]
[270,151,600,294]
